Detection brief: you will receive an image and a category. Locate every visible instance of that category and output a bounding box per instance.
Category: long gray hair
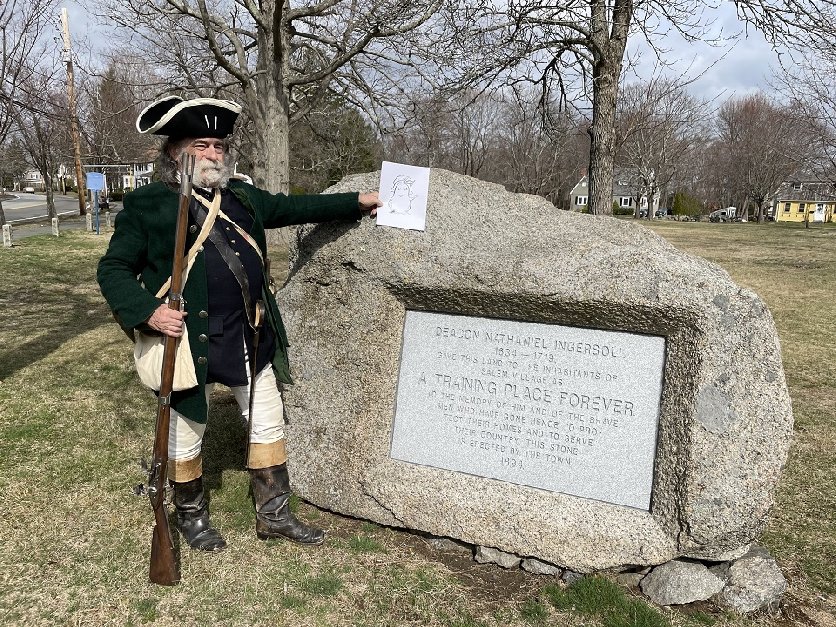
[154,137,190,186]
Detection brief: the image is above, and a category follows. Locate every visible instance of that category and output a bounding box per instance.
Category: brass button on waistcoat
[198,334,208,342]
[197,356,207,365]
[189,225,197,233]
[198,310,208,318]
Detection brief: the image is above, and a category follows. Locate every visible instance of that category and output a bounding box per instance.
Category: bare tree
[384,92,457,169]
[0,140,28,191]
[0,0,58,226]
[14,80,73,219]
[616,77,710,220]
[83,62,158,165]
[716,93,811,222]
[383,86,588,207]
[99,0,446,194]
[775,54,836,186]
[443,0,836,216]
[285,101,383,193]
[678,139,733,215]
[448,91,503,178]
[441,0,714,215]
[489,88,588,207]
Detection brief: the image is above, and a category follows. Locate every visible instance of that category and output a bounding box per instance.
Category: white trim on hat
[136,97,243,135]
[135,96,183,133]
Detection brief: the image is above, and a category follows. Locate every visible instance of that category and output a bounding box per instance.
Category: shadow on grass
[0,291,112,381]
[199,388,312,532]
[201,390,250,491]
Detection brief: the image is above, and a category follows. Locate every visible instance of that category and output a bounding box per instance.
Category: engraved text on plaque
[389,311,666,509]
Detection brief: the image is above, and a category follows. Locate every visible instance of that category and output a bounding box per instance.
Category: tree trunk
[742,197,749,222]
[586,0,630,216]
[252,95,291,195]
[0,199,6,227]
[588,63,617,216]
[250,1,291,196]
[45,176,56,220]
[246,1,293,247]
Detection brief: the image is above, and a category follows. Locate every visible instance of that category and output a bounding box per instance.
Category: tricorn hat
[136,96,242,138]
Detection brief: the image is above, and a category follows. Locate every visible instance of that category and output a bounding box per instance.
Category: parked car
[23,186,35,193]
[709,206,737,222]
[86,194,110,211]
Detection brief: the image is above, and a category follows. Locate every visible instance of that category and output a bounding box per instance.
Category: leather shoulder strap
[154,190,221,299]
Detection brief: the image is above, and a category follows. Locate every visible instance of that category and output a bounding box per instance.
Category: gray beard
[192,157,231,189]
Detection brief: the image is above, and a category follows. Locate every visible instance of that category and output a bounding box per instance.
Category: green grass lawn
[0,222,832,626]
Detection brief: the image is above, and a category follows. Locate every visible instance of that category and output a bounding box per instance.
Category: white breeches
[168,364,285,461]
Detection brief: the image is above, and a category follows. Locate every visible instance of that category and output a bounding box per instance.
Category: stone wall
[277,168,793,573]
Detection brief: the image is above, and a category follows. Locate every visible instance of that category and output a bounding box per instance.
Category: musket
[147,153,196,586]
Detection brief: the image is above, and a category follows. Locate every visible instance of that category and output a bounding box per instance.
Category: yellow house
[773,180,835,223]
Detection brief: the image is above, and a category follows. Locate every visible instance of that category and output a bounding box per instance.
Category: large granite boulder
[277,168,793,572]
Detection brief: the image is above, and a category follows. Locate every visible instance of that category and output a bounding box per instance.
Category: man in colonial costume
[98,96,380,551]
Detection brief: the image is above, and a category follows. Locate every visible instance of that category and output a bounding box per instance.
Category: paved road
[2,193,84,221]
[2,193,119,240]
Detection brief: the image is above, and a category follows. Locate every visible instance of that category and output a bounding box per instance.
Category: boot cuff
[248,440,288,469]
[169,455,203,482]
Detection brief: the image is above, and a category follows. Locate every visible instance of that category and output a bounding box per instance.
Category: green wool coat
[97,179,361,423]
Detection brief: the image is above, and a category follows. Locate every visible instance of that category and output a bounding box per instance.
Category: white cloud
[626,3,782,103]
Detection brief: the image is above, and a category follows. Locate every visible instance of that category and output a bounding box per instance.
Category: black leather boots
[249,464,325,545]
[170,477,227,551]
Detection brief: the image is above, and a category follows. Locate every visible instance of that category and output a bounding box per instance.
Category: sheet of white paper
[376,161,430,231]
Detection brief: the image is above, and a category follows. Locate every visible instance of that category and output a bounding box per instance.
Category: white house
[568,173,659,214]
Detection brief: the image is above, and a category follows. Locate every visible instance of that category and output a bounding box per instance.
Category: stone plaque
[390,311,666,509]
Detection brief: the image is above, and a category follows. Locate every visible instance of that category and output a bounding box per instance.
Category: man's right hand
[147,304,187,337]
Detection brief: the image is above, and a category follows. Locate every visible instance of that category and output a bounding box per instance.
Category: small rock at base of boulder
[475,546,521,569]
[708,562,731,584]
[714,547,787,613]
[641,559,725,605]
[561,570,584,585]
[616,571,647,588]
[521,558,561,576]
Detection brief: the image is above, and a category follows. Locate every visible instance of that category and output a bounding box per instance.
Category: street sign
[86,172,105,191]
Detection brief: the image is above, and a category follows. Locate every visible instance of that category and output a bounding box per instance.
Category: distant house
[568,176,590,211]
[123,162,154,190]
[772,179,836,223]
[21,169,45,192]
[568,173,658,214]
[18,166,78,192]
[83,161,155,195]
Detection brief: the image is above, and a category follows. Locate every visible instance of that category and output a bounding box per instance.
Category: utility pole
[60,8,86,215]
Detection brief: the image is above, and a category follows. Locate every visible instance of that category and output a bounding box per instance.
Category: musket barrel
[147,152,195,586]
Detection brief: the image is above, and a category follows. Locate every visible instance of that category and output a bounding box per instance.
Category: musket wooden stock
[148,154,195,586]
